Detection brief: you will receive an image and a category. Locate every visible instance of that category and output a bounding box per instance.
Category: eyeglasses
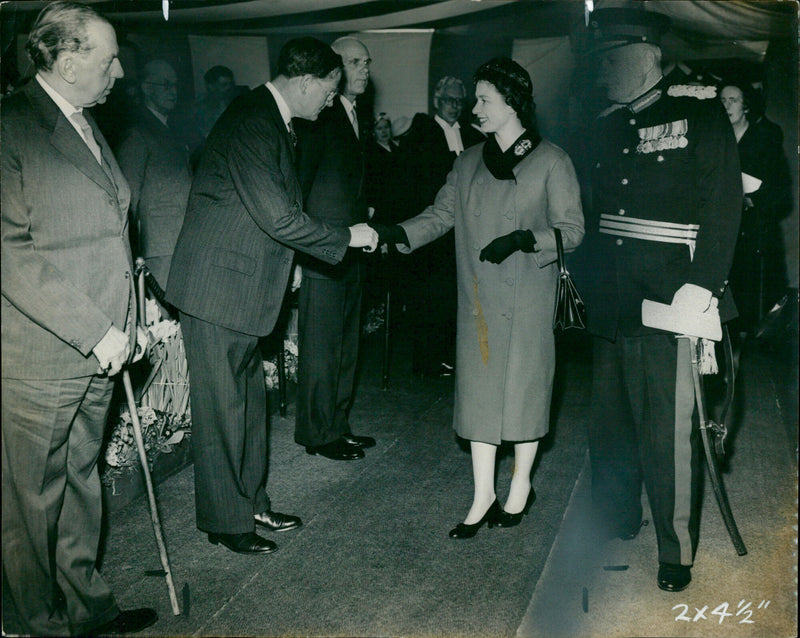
[144,81,178,90]
[439,97,464,107]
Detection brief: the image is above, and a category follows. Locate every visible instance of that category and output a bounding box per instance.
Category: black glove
[369,222,409,247]
[479,230,536,264]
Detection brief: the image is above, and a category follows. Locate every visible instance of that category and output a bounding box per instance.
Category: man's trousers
[181,313,270,534]
[2,375,120,636]
[589,333,702,566]
[295,275,362,447]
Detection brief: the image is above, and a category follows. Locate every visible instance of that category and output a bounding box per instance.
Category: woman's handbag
[552,228,586,331]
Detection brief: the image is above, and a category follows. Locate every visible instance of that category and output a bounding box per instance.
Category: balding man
[293,36,378,461]
[2,2,156,634]
[117,59,192,297]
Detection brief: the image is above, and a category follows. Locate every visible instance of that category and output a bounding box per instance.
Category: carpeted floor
[5,317,795,638]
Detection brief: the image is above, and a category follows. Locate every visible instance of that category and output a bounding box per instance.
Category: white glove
[671,283,713,313]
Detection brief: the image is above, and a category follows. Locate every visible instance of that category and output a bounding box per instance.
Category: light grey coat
[399,139,584,444]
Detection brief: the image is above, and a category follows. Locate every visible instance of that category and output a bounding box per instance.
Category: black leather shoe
[208,531,277,555]
[449,500,502,539]
[306,439,365,460]
[495,489,536,528]
[615,519,646,540]
[341,433,376,448]
[254,510,302,532]
[89,608,158,635]
[657,562,692,592]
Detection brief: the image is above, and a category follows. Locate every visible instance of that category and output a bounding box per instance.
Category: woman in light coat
[373,58,584,537]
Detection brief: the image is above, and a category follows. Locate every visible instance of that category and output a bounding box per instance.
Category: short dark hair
[277,37,342,80]
[25,0,106,72]
[204,65,234,85]
[474,57,537,132]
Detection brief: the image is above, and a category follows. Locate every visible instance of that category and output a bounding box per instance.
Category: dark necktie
[287,121,297,148]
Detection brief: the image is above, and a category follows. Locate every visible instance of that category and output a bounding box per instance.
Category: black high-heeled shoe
[448,500,502,539]
[494,489,536,528]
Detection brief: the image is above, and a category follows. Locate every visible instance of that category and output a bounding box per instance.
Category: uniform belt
[599,213,698,260]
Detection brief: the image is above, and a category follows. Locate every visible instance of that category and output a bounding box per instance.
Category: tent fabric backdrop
[512,37,576,148]
[188,35,271,92]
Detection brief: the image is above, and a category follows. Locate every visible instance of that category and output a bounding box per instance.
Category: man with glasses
[117,59,191,302]
[166,37,377,555]
[400,76,485,377]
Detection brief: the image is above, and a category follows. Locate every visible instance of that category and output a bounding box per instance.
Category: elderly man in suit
[117,59,192,300]
[1,2,156,635]
[167,37,378,556]
[401,76,485,377]
[293,36,378,462]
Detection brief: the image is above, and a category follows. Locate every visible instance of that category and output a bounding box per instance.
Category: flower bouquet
[102,298,191,483]
[263,339,299,390]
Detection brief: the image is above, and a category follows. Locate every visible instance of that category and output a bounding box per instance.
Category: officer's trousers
[589,333,702,566]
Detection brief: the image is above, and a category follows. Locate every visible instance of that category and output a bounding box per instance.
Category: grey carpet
[97,330,590,637]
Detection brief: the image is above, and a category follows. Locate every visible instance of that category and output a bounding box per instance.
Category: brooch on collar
[667,84,717,100]
[514,139,532,156]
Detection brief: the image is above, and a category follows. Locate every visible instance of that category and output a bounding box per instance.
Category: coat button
[477,177,485,185]
[474,242,481,250]
[621,178,628,185]
[616,238,623,246]
[472,308,479,316]
[622,148,630,154]
[506,278,514,286]
[629,118,636,125]
[618,209,625,215]
[474,210,481,217]
[595,162,601,168]
[657,155,664,162]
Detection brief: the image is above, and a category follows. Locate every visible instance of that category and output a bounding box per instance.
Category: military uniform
[582,79,742,566]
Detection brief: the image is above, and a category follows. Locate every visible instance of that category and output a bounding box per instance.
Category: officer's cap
[588,8,671,54]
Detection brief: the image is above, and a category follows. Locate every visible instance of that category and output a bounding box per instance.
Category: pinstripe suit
[2,79,133,635]
[167,85,350,534]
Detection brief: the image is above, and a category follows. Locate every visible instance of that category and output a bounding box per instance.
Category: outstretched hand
[348,223,379,252]
[368,222,409,247]
[479,230,536,264]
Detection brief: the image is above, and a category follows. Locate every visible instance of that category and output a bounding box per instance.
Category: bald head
[141,59,178,116]
[331,36,370,101]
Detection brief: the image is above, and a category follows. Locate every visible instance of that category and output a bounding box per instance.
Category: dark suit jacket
[294,99,368,279]
[167,85,350,336]
[403,113,485,215]
[1,79,134,379]
[116,106,192,285]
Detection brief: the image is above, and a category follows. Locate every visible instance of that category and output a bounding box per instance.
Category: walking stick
[121,371,182,614]
[687,334,748,556]
[126,256,181,614]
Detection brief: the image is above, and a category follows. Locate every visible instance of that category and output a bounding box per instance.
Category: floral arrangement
[363,302,386,335]
[264,339,299,390]
[103,298,191,481]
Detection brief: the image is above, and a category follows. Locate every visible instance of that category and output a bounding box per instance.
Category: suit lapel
[26,82,121,202]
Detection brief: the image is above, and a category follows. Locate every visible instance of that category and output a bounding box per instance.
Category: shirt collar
[434,114,460,132]
[36,73,81,119]
[266,81,292,128]
[340,95,357,114]
[146,104,169,126]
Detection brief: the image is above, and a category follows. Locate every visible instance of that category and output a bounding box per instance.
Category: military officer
[578,8,742,592]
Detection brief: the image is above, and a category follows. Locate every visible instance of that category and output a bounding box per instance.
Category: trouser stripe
[673,337,695,565]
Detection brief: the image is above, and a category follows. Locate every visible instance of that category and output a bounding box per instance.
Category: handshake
[366,222,410,248]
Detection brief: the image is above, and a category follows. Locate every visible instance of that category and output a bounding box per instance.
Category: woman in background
[371,58,584,537]
[720,82,791,335]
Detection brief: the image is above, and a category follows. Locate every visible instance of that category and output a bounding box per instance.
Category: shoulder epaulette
[667,84,717,100]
